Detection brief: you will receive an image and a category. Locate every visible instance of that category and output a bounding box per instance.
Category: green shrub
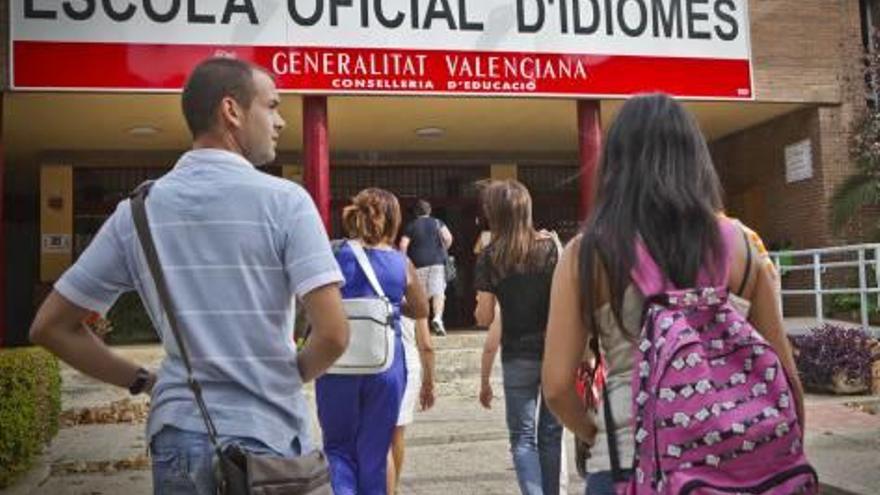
[106,292,159,345]
[826,294,880,316]
[0,348,61,488]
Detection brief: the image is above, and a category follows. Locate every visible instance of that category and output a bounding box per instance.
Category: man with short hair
[399,199,453,336]
[30,58,349,493]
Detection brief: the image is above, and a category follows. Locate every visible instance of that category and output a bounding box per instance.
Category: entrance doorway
[331,164,489,328]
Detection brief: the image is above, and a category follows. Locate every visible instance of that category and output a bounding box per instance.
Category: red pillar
[577,100,602,221]
[302,96,331,230]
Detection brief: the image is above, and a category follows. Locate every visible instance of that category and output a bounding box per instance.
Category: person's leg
[388,426,406,494]
[537,393,564,494]
[502,359,544,495]
[428,265,447,335]
[151,426,216,495]
[316,374,362,495]
[357,340,407,494]
[387,449,397,495]
[431,295,446,331]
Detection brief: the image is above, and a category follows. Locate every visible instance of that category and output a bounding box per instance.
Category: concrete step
[433,345,501,384]
[429,329,487,350]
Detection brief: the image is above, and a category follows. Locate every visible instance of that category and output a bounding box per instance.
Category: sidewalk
[4,340,880,494]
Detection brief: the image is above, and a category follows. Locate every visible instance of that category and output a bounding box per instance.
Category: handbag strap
[129,181,223,451]
[346,240,387,299]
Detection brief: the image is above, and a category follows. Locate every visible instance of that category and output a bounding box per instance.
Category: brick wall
[718,0,866,247]
[713,1,866,317]
[750,0,855,104]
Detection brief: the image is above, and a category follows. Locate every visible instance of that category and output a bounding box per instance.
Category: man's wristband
[128,367,151,395]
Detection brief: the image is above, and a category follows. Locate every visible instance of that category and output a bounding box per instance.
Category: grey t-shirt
[55,149,343,454]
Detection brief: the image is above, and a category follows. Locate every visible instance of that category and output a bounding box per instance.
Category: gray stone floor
[5,331,880,494]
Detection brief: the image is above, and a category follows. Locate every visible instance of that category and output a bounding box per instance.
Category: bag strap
[735,227,753,297]
[593,327,625,482]
[129,181,223,452]
[589,252,624,482]
[347,240,387,299]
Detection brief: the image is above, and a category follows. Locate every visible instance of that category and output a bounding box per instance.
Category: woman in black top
[474,179,563,495]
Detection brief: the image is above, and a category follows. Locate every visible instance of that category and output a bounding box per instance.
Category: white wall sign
[785,139,813,184]
[42,234,72,254]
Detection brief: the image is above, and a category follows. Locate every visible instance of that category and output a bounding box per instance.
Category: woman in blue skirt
[316,188,429,495]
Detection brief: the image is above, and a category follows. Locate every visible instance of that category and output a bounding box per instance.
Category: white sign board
[785,139,813,184]
[42,234,72,254]
[12,0,753,99]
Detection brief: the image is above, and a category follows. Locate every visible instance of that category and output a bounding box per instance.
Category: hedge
[0,348,61,488]
[106,292,159,345]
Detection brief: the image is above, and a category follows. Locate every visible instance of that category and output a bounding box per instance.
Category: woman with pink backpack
[542,94,814,495]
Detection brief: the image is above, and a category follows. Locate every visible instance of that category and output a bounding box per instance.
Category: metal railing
[769,244,880,330]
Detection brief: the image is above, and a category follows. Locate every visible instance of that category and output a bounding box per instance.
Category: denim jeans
[502,358,563,495]
[150,426,301,495]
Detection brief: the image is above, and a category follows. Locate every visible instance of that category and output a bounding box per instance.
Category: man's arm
[440,226,453,250]
[296,283,349,382]
[30,291,155,393]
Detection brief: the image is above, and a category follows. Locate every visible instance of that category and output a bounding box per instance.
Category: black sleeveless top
[474,237,559,361]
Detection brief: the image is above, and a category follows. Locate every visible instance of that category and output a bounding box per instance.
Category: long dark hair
[579,94,724,338]
[482,179,538,275]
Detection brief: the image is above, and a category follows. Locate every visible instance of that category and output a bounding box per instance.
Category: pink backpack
[607,222,817,494]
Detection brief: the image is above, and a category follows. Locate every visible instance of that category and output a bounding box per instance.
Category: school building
[0,1,874,344]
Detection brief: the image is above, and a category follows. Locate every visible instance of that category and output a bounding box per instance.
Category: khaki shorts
[416,264,446,297]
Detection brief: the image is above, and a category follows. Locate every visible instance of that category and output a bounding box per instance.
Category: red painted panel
[13,41,752,99]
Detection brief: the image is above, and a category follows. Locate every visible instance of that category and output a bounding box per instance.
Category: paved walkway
[4,337,880,494]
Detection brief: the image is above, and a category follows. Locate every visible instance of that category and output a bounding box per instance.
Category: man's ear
[218,96,244,130]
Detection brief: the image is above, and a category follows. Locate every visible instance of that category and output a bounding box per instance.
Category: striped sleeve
[54,202,134,315]
[282,190,344,297]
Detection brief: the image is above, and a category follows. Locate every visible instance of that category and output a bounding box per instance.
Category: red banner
[13,41,752,99]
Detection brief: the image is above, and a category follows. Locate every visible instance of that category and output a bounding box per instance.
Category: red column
[577,100,602,221]
[302,96,331,230]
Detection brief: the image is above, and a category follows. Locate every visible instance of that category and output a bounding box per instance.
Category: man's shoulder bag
[327,240,396,375]
[130,181,332,495]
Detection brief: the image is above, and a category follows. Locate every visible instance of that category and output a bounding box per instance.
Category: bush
[827,294,879,316]
[0,348,61,488]
[791,325,876,393]
[106,292,159,345]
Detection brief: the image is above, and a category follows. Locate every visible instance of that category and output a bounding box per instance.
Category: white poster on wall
[42,234,72,254]
[785,139,813,183]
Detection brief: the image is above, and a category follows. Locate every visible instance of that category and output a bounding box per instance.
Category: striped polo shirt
[55,148,343,454]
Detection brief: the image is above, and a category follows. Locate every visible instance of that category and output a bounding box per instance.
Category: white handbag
[327,241,396,375]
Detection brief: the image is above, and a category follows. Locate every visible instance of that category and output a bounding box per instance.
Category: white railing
[769,244,880,331]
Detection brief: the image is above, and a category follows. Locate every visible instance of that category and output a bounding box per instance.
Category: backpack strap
[346,240,387,299]
[129,181,223,453]
[630,218,742,296]
[736,227,753,297]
